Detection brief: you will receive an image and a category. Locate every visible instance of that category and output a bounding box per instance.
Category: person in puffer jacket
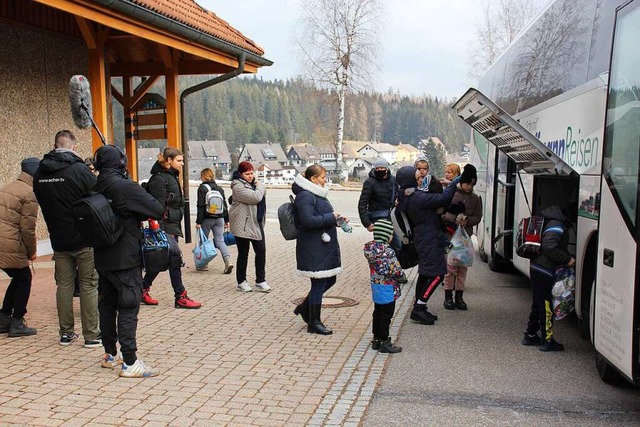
[522,205,575,352]
[363,219,407,353]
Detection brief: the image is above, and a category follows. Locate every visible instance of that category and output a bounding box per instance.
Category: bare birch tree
[297,0,383,179]
[468,0,545,81]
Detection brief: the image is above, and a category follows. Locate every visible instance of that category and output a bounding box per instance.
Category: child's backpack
[516,216,545,259]
[390,207,418,269]
[73,193,123,249]
[203,184,225,216]
[278,195,317,241]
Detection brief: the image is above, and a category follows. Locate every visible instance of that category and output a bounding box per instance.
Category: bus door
[453,89,578,270]
[595,0,640,384]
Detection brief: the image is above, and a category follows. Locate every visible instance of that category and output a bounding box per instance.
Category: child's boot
[444,290,455,310]
[455,290,467,310]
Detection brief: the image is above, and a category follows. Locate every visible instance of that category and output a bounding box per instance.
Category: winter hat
[373,219,394,243]
[395,166,417,189]
[238,161,254,174]
[94,145,127,171]
[21,157,40,177]
[373,158,389,168]
[460,164,477,185]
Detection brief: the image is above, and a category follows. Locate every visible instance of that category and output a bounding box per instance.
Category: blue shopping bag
[223,230,236,246]
[193,228,217,269]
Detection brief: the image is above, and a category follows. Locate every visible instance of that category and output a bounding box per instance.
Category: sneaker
[540,338,565,352]
[60,332,79,346]
[141,289,158,305]
[378,338,402,353]
[196,265,209,271]
[84,338,103,349]
[101,351,123,369]
[175,291,202,309]
[255,281,272,293]
[236,281,253,292]
[223,264,234,274]
[119,359,159,378]
[521,333,543,346]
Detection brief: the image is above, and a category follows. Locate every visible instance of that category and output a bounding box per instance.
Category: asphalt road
[189,183,640,425]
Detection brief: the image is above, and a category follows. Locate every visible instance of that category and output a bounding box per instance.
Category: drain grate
[292,296,359,308]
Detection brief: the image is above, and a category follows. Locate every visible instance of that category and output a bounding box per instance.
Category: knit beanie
[460,164,477,185]
[373,219,394,243]
[21,157,40,177]
[238,161,254,174]
[373,158,389,168]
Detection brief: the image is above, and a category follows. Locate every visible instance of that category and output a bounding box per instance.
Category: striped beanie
[373,219,394,243]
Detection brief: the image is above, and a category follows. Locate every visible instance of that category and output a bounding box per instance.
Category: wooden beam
[75,17,97,49]
[87,35,109,151]
[158,45,173,69]
[131,75,160,111]
[136,113,166,127]
[136,128,167,141]
[109,60,256,77]
[111,84,124,107]
[123,77,138,181]
[165,50,180,149]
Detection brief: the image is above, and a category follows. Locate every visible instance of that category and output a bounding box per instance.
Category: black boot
[423,306,438,321]
[410,304,435,325]
[293,297,310,324]
[307,304,333,335]
[371,338,381,350]
[8,317,36,337]
[455,291,467,310]
[0,313,11,333]
[378,338,402,353]
[444,290,455,310]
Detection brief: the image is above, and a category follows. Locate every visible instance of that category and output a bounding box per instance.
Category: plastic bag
[447,226,474,267]
[193,228,217,269]
[552,267,575,320]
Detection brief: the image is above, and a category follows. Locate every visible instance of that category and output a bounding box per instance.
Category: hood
[292,173,329,198]
[363,241,387,263]
[95,145,127,171]
[38,149,83,174]
[540,205,568,223]
[395,166,417,189]
[150,161,164,175]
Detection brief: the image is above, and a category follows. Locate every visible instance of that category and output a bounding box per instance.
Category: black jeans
[309,276,337,305]
[526,267,555,341]
[143,235,185,298]
[1,267,32,318]
[415,274,443,304]
[98,267,143,365]
[372,301,396,341]
[235,234,266,284]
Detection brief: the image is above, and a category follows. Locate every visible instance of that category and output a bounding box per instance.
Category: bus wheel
[595,352,623,384]
[488,251,512,272]
[579,241,597,340]
[479,243,488,263]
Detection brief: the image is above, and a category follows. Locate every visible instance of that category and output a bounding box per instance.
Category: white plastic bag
[552,267,575,320]
[447,226,474,267]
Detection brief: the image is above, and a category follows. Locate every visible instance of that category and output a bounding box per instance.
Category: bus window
[604,4,640,226]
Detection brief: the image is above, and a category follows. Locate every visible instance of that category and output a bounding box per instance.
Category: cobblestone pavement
[0,215,416,426]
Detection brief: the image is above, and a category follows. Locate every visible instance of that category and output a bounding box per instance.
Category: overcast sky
[200,0,487,100]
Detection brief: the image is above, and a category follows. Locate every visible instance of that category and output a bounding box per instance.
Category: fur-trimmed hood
[292,173,329,199]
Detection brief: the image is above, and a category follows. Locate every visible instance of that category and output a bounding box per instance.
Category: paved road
[0,184,637,426]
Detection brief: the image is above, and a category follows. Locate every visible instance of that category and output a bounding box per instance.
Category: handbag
[223,228,236,246]
[447,226,474,267]
[193,228,217,269]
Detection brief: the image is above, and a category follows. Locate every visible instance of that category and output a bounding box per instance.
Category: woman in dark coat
[292,164,347,335]
[141,147,201,309]
[395,165,460,325]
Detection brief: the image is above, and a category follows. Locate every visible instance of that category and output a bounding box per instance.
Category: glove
[446,201,465,215]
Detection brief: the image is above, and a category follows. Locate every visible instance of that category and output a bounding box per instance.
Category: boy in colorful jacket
[363,219,407,353]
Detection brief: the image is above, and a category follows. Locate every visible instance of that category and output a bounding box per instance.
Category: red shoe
[141,289,158,305]
[175,291,201,309]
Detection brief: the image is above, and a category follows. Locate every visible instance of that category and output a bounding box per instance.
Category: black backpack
[73,193,123,249]
[390,207,419,269]
[278,195,317,241]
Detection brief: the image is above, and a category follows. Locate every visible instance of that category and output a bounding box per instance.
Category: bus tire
[479,244,488,263]
[595,352,623,384]
[488,251,512,272]
[579,238,597,340]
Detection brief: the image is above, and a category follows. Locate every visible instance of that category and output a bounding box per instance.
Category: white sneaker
[119,359,159,378]
[101,351,123,369]
[255,281,272,293]
[236,281,253,292]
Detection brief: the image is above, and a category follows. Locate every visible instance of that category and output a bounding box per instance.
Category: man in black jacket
[33,130,101,348]
[93,145,164,378]
[358,158,396,232]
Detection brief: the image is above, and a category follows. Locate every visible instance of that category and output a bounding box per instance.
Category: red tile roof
[127,0,265,56]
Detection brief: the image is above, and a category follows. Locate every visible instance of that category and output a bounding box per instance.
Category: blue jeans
[201,217,230,259]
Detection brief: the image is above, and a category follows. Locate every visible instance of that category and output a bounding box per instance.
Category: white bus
[453,0,640,385]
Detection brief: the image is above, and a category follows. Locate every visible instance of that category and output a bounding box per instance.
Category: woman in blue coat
[292,164,347,335]
[395,166,460,325]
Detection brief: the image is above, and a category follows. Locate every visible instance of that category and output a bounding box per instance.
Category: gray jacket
[229,177,266,240]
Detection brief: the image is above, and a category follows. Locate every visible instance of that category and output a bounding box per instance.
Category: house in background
[239,142,288,168]
[357,142,397,165]
[188,140,232,179]
[348,157,376,180]
[257,163,298,185]
[396,143,420,163]
[418,137,448,158]
[287,145,322,169]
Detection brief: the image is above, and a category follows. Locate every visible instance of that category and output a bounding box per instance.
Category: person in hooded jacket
[195,168,232,273]
[522,205,575,352]
[141,147,201,309]
[0,158,40,337]
[292,164,346,335]
[358,158,396,232]
[33,130,101,348]
[93,145,165,377]
[229,162,270,293]
[395,165,461,325]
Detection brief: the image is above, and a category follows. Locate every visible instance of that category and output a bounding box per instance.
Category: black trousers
[526,267,555,341]
[235,233,266,284]
[372,301,396,341]
[309,276,337,305]
[1,267,32,318]
[143,235,185,298]
[98,267,143,365]
[415,274,443,304]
